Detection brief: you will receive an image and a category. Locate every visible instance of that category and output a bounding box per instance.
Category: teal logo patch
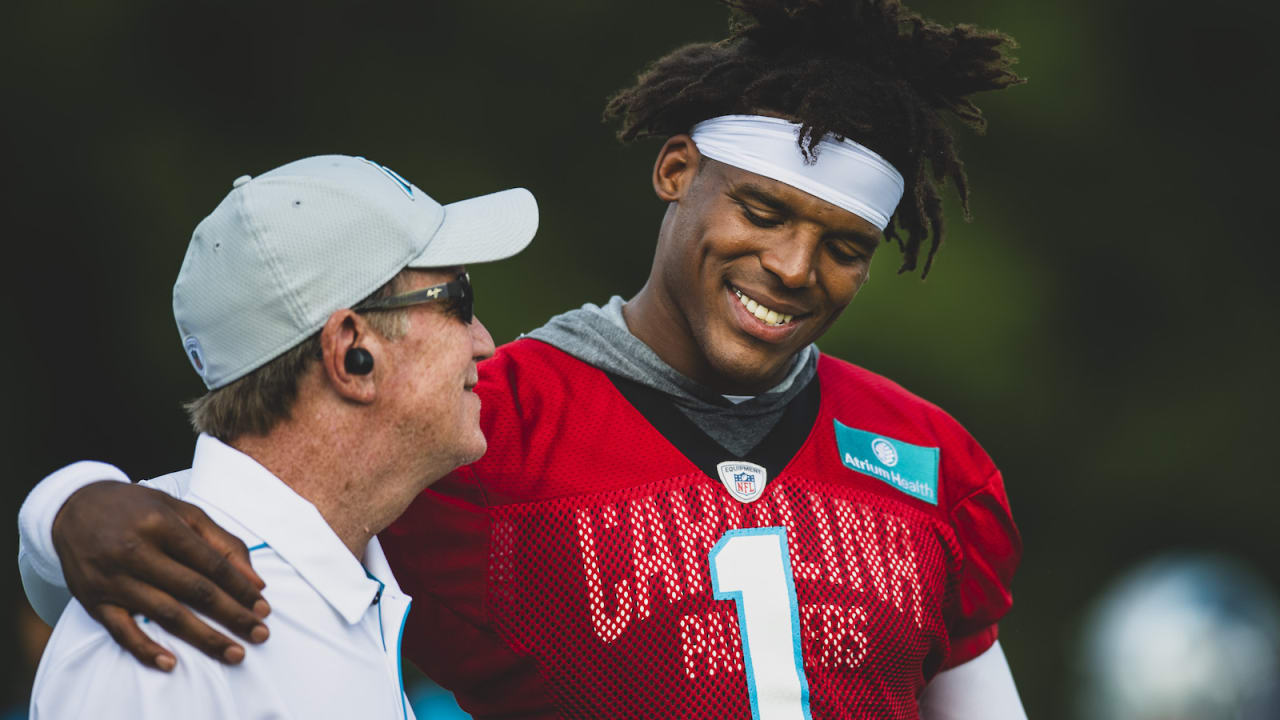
[358,157,415,199]
[834,420,939,505]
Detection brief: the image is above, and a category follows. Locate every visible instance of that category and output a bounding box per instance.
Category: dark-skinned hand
[51,480,271,671]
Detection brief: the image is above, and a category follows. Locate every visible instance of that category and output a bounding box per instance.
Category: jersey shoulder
[477,336,591,404]
[815,353,1000,507]
[816,354,1020,666]
[469,337,640,485]
[816,352,962,431]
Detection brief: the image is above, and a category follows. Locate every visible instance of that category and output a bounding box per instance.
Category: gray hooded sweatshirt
[526,296,817,457]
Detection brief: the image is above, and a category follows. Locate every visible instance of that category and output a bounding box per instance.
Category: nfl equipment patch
[716,460,768,503]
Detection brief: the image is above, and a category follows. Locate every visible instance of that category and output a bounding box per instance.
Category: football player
[19,1,1026,717]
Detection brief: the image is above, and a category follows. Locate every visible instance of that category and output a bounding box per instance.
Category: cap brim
[406,187,537,268]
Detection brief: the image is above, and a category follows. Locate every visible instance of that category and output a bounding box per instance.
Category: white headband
[689,115,904,230]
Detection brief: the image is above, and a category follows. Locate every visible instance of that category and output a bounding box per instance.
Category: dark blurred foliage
[2,0,1278,717]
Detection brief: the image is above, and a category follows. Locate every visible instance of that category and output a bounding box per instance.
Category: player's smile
[727,284,805,341]
[628,141,880,395]
[731,285,801,326]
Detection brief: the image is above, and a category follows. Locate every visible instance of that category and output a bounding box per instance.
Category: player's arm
[17,461,270,671]
[918,641,1027,720]
[924,447,1024,718]
[16,463,123,625]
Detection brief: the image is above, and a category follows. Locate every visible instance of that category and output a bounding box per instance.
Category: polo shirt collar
[187,434,387,625]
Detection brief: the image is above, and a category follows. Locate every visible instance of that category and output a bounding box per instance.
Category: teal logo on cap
[183,336,207,378]
[834,420,939,505]
[358,157,414,199]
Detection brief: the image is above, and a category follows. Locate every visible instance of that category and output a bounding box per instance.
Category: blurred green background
[3,0,1278,717]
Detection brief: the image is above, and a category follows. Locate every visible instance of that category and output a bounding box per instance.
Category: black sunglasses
[352,272,473,324]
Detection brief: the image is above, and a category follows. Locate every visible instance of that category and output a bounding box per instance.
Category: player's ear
[652,135,701,202]
[318,310,378,404]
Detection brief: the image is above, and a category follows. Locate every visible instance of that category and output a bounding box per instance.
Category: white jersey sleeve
[918,641,1028,719]
[17,461,190,625]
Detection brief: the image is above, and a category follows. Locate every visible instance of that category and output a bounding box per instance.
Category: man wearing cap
[21,2,1029,718]
[25,155,537,719]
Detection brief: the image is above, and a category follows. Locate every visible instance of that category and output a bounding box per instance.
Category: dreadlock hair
[604,0,1022,277]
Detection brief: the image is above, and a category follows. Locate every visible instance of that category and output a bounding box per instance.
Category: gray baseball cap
[173,154,537,389]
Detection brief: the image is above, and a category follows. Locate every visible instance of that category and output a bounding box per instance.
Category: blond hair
[184,273,411,441]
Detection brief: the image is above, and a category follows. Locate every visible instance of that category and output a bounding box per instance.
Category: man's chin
[460,436,487,467]
[705,348,797,395]
[423,435,488,486]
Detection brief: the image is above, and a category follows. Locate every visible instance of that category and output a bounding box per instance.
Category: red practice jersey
[382,338,1020,719]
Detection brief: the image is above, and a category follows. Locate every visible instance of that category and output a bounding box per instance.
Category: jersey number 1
[709,527,813,720]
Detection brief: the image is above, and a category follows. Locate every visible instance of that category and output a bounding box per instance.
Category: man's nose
[760,232,819,288]
[470,315,497,361]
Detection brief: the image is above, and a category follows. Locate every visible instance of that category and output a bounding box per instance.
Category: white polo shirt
[29,434,416,720]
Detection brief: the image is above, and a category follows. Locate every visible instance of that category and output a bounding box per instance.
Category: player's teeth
[735,287,795,326]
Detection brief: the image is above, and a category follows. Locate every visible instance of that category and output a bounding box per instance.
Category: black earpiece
[344,347,374,375]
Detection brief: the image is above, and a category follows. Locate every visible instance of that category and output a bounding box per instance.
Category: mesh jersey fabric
[381,338,1020,719]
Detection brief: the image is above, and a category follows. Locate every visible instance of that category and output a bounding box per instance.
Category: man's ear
[652,135,702,202]
[318,310,377,404]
